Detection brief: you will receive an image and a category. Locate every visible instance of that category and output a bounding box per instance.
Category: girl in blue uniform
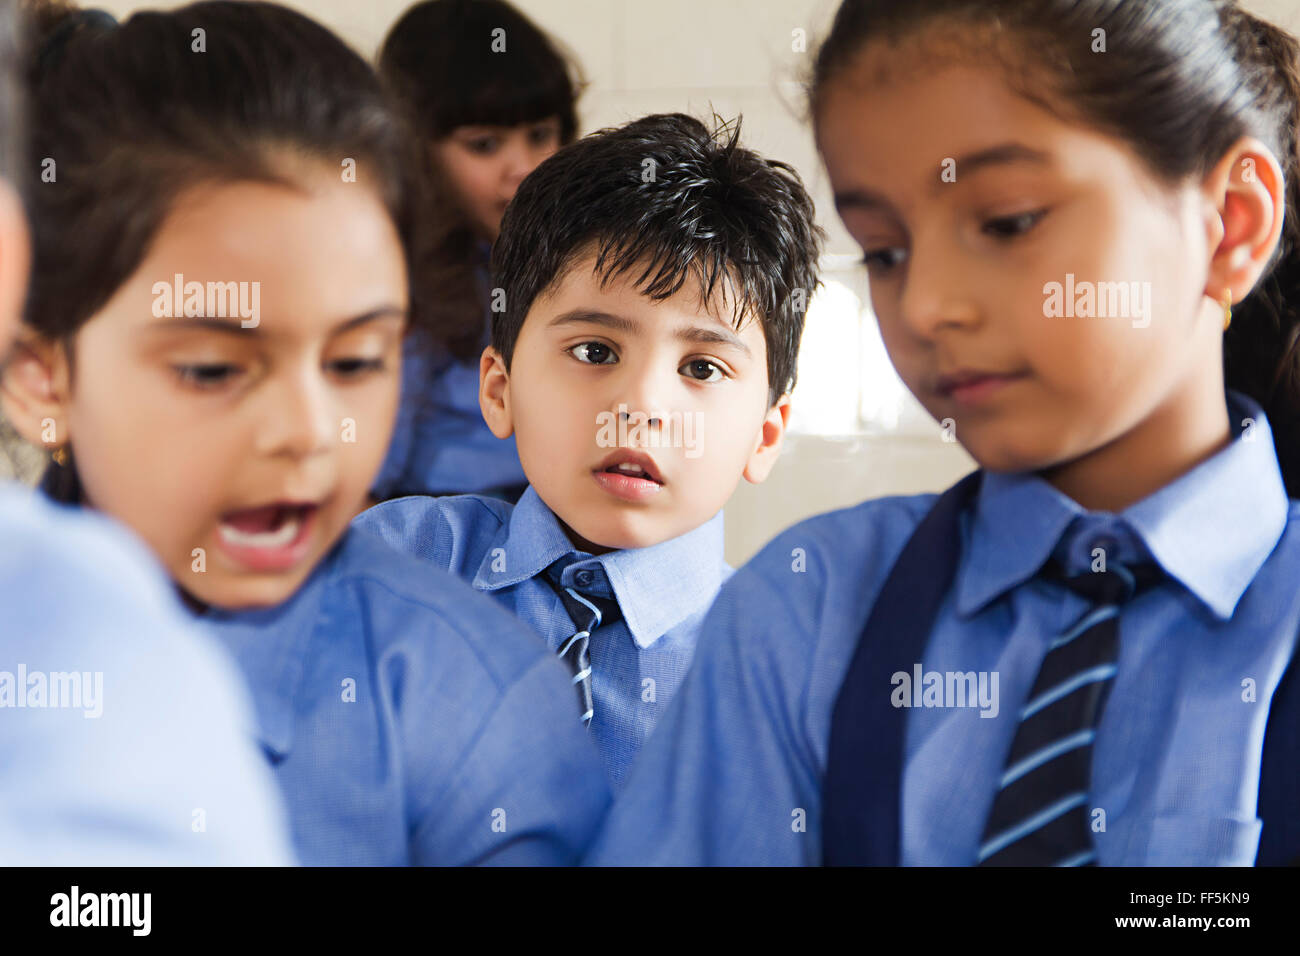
[3,1,607,865]
[590,0,1300,866]
[370,0,584,502]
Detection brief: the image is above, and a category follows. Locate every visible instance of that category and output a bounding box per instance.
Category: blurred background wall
[10,0,1298,563]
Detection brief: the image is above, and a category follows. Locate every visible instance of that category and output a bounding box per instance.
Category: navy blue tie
[977,558,1159,866]
[543,560,620,728]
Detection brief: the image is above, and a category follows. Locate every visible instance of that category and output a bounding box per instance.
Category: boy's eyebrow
[833,141,1053,213]
[548,308,753,356]
[548,309,640,335]
[143,306,406,336]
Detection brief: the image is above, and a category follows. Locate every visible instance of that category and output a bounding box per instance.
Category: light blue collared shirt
[588,391,1300,865]
[196,525,610,866]
[2,482,295,865]
[354,486,732,791]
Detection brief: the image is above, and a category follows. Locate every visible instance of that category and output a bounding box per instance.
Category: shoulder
[741,491,938,597]
[0,485,184,636]
[325,525,549,693]
[353,493,511,562]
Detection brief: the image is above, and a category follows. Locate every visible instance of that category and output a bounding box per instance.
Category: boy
[355,112,824,788]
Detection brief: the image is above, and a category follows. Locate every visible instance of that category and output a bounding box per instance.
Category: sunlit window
[788,254,944,438]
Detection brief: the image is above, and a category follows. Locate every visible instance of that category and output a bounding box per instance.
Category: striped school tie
[977,558,1159,866]
[544,562,620,728]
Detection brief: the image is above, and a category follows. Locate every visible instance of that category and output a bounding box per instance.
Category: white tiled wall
[76,1,1300,565]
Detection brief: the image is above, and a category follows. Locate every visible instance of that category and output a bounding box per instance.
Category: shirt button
[575,570,594,587]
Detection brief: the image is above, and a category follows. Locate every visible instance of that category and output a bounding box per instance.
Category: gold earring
[51,446,68,467]
[1221,290,1233,331]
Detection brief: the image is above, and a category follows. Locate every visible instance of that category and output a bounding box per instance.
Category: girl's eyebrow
[143,306,406,336]
[834,141,1053,214]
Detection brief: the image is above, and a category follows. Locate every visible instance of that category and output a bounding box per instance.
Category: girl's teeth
[615,463,645,475]
[218,514,302,549]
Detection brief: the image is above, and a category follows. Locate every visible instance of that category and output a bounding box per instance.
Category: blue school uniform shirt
[195,524,611,865]
[588,390,1300,865]
[0,482,294,865]
[353,486,731,791]
[372,248,526,499]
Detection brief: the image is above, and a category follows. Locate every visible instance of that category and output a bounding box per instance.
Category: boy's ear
[478,344,515,439]
[1201,136,1286,309]
[0,324,73,452]
[742,393,791,485]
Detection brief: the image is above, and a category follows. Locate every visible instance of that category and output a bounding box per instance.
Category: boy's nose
[619,408,662,428]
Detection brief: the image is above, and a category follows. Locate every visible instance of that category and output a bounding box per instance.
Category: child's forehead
[820,20,1060,120]
[540,243,759,333]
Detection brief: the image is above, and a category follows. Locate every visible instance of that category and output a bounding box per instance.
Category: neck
[1038,371,1232,514]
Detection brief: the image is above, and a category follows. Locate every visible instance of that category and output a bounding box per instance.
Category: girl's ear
[1201,136,1287,307]
[478,344,515,439]
[0,325,73,452]
[742,393,791,485]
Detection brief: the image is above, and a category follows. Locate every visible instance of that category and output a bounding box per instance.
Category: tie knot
[1041,558,1161,606]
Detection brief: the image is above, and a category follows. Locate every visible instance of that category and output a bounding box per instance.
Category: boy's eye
[174,363,241,389]
[568,342,617,365]
[982,209,1047,239]
[680,358,725,383]
[861,247,907,272]
[327,357,387,379]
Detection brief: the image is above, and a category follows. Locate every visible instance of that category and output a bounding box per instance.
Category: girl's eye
[467,136,498,155]
[983,209,1047,239]
[174,363,241,389]
[328,357,387,379]
[530,125,558,146]
[861,247,907,272]
[681,358,725,383]
[568,342,617,365]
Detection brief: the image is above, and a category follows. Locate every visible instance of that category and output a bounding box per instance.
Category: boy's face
[815,43,1226,477]
[434,118,563,240]
[481,248,787,553]
[6,166,407,609]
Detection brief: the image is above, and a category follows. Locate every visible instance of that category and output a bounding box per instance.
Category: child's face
[815,46,1223,475]
[483,249,786,553]
[434,118,563,240]
[51,168,407,609]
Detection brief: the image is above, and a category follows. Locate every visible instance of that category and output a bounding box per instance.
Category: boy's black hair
[490,112,825,406]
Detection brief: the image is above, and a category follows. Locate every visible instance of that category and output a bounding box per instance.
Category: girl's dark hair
[24,0,430,501]
[378,0,584,361]
[810,0,1300,495]
[491,112,824,407]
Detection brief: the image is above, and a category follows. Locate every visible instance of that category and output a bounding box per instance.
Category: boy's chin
[560,513,682,554]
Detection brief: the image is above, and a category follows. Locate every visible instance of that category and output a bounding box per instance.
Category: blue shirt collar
[956,390,1289,621]
[472,485,728,648]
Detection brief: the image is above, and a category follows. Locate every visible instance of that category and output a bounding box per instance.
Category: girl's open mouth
[216,502,319,572]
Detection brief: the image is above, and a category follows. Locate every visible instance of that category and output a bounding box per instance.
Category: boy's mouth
[216,501,320,572]
[593,450,664,502]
